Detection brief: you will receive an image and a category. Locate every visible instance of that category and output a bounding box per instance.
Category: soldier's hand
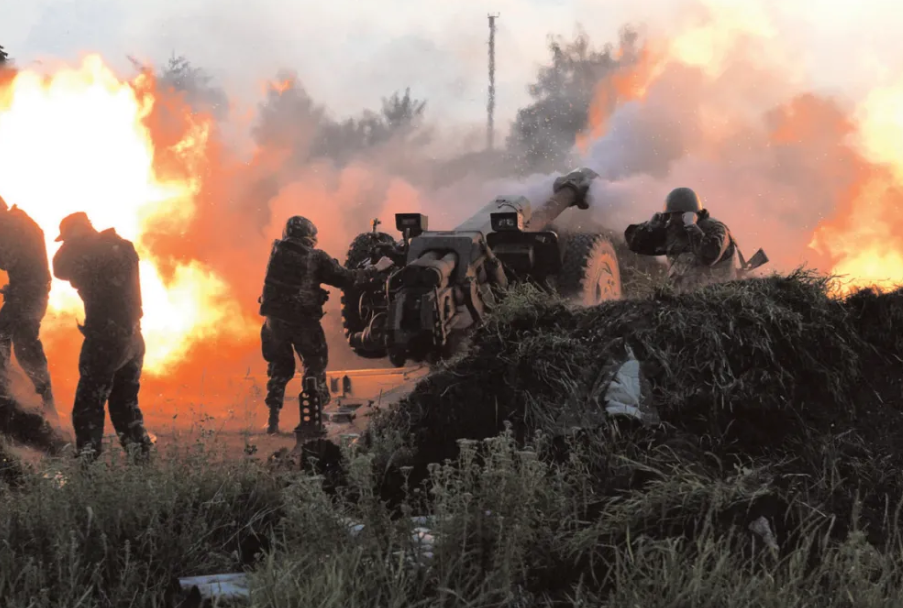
[374,256,395,272]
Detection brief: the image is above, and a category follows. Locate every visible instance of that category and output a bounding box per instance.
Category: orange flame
[575,46,667,154]
[0,55,255,376]
[808,79,903,294]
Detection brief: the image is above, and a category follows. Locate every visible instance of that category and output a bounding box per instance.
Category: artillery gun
[340,167,622,366]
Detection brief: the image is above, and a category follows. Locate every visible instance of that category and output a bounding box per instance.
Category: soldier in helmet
[0,195,57,420]
[625,187,738,292]
[52,212,153,461]
[259,215,395,435]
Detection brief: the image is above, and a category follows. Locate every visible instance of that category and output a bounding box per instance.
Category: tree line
[0,25,642,176]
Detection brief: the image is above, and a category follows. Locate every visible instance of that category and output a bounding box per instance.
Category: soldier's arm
[51,244,78,282]
[688,219,730,265]
[316,250,375,289]
[624,216,668,256]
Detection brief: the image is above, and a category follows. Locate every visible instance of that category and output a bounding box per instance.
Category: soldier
[259,215,394,435]
[625,187,738,293]
[51,212,152,461]
[0,195,57,419]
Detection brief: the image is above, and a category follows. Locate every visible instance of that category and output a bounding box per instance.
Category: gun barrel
[527,166,600,232]
[452,167,600,235]
[527,185,579,232]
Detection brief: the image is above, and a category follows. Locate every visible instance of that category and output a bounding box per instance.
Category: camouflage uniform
[625,188,738,293]
[0,201,55,415]
[52,212,151,460]
[259,216,382,433]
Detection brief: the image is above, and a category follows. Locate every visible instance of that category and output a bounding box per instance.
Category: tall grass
[5,272,903,606]
[2,427,903,607]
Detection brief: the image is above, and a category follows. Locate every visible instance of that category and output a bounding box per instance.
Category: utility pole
[487,13,499,151]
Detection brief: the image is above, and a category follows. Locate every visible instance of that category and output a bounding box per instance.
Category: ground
[148,364,429,458]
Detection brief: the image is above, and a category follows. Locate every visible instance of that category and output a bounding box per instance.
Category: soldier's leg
[295,320,329,408]
[11,312,55,416]
[72,334,118,460]
[107,332,151,460]
[261,318,295,433]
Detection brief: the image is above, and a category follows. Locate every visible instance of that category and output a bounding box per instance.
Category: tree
[506,27,642,174]
[311,87,428,164]
[158,54,229,120]
[0,45,9,66]
[381,88,427,132]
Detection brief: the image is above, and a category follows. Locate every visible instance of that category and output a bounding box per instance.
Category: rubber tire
[557,233,622,305]
[340,231,397,358]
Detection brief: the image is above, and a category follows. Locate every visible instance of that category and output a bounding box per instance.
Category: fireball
[808,78,903,295]
[0,55,254,375]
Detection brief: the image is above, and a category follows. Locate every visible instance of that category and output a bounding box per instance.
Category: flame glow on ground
[0,55,254,375]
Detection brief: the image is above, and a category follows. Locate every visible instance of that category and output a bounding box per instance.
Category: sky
[4,0,903,139]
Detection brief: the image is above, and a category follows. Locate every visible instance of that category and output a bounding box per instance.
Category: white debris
[407,526,436,563]
[178,573,250,601]
[601,347,661,425]
[748,516,779,551]
[341,512,490,567]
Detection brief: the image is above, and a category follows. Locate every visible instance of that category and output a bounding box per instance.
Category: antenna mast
[487,13,499,151]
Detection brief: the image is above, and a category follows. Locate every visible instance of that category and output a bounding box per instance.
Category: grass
[5,429,903,606]
[4,270,903,606]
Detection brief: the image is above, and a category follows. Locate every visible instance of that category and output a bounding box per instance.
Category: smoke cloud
[4,0,903,428]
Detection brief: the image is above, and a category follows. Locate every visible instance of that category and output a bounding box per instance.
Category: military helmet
[55,212,94,242]
[283,215,317,241]
[664,187,701,214]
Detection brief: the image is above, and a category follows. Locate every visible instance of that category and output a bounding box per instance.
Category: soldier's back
[78,229,143,330]
[261,238,326,321]
[0,207,51,287]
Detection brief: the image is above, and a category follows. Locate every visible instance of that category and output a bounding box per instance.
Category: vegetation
[157,55,230,121]
[3,272,903,606]
[505,27,644,174]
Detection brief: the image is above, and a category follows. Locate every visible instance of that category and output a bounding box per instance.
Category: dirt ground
[13,364,430,462]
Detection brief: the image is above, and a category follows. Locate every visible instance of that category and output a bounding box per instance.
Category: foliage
[157,54,230,120]
[5,420,903,606]
[505,26,643,174]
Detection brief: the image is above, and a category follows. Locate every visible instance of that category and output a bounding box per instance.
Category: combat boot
[266,407,280,435]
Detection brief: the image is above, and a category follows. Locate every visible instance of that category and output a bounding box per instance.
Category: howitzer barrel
[453,167,600,234]
[527,166,600,232]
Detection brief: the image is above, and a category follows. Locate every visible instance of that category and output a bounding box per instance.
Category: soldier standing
[51,212,152,461]
[0,195,57,419]
[625,187,738,292]
[259,216,394,435]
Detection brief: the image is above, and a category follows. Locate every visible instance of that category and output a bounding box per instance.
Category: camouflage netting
[365,270,903,548]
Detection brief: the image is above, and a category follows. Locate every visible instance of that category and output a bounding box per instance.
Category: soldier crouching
[259,215,394,435]
[625,187,738,293]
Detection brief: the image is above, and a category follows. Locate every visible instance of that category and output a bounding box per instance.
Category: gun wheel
[341,231,397,358]
[557,234,622,305]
